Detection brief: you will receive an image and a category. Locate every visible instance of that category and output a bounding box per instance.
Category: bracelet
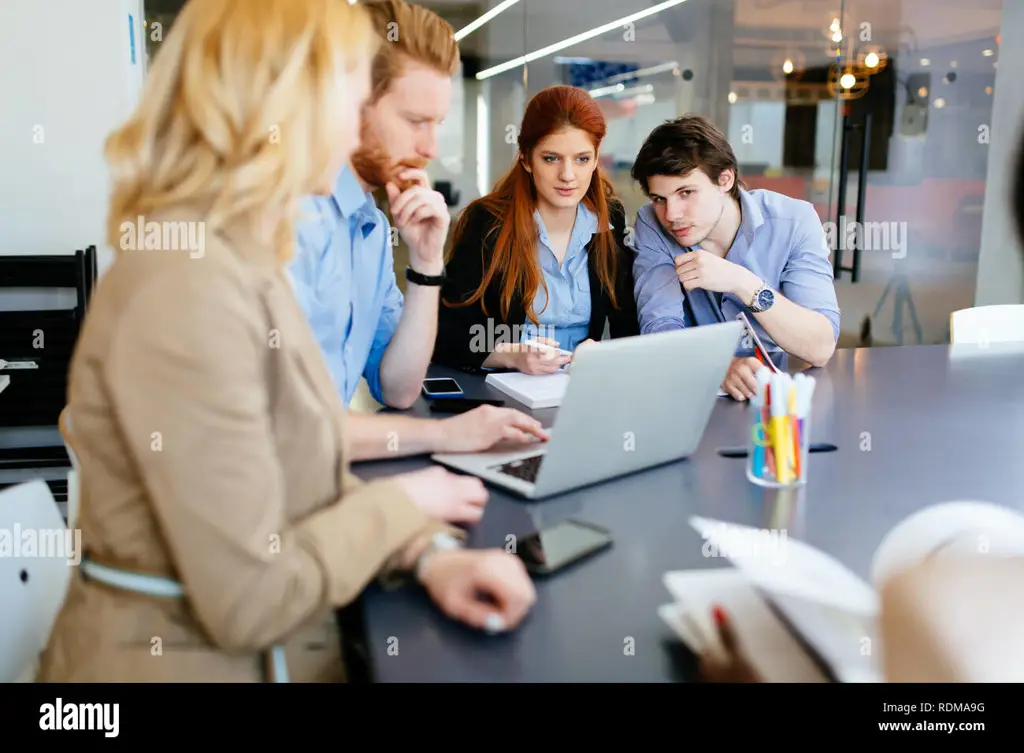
[413,532,463,582]
[405,266,445,287]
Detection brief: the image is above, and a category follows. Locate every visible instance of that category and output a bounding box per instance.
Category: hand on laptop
[417,547,536,633]
[393,466,488,524]
[437,405,549,453]
[721,356,762,401]
[490,339,571,374]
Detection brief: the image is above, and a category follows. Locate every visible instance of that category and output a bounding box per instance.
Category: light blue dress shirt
[632,188,841,362]
[288,166,403,406]
[522,203,597,351]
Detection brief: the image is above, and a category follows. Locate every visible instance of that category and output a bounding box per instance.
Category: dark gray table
[352,343,1024,682]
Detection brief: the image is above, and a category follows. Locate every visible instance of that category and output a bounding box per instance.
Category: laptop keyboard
[490,454,544,483]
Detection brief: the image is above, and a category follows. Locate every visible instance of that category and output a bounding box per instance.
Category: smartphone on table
[421,377,464,398]
[428,397,505,414]
[513,519,613,576]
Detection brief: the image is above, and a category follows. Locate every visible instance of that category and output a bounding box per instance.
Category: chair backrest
[950,304,1024,345]
[0,480,75,682]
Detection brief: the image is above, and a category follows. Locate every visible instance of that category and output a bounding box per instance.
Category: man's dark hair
[631,114,745,200]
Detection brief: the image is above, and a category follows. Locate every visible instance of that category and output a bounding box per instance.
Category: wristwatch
[406,266,446,287]
[413,532,463,581]
[748,282,775,313]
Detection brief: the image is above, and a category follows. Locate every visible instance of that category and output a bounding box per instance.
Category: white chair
[58,407,80,529]
[0,480,74,682]
[949,304,1024,345]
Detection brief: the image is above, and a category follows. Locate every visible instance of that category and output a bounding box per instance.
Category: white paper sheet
[689,516,879,616]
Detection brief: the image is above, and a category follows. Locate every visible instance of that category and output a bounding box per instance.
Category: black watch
[405,266,446,286]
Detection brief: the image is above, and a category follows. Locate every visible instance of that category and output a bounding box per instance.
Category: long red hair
[444,85,621,324]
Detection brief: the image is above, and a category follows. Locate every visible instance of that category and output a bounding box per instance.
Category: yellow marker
[769,412,790,484]
[786,384,798,480]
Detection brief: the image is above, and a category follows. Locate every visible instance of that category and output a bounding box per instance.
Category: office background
[1,0,1022,352]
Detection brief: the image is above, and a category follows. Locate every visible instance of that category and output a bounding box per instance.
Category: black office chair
[0,245,98,509]
[433,180,460,208]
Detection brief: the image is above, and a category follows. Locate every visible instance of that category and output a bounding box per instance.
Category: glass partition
[440,0,1005,348]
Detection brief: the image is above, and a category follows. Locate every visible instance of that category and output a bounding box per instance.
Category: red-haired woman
[433,85,640,374]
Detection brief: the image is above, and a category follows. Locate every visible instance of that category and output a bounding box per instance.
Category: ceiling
[142,0,1004,76]
[429,0,1004,66]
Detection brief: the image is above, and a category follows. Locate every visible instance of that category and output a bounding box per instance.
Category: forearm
[379,282,440,409]
[345,411,446,462]
[481,345,513,369]
[735,274,836,367]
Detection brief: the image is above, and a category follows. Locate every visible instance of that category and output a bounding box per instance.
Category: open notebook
[661,501,1024,682]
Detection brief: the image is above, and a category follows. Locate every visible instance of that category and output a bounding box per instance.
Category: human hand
[418,548,536,633]
[393,466,488,525]
[494,338,571,374]
[573,338,597,357]
[438,405,549,453]
[698,605,763,683]
[721,356,763,401]
[385,169,449,275]
[674,250,751,295]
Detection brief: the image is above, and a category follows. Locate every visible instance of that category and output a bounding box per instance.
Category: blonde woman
[38,0,535,684]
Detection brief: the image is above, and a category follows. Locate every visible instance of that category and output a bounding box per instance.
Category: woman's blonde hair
[104,0,378,264]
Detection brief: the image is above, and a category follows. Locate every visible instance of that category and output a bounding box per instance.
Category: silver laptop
[430,320,744,499]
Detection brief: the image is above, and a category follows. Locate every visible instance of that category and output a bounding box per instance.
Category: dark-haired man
[630,115,841,400]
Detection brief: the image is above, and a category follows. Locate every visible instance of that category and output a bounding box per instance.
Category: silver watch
[414,532,462,581]
[749,282,776,313]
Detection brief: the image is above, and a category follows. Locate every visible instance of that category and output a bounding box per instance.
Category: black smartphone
[421,377,464,398]
[513,519,613,576]
[428,397,505,414]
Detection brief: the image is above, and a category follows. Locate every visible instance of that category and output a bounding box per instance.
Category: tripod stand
[871,271,923,345]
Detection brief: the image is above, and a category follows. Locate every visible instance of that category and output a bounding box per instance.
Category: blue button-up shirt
[288,166,403,406]
[632,188,840,362]
[521,203,597,351]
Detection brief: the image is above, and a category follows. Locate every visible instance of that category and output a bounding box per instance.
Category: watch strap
[749,282,769,311]
[405,266,446,286]
[413,532,462,581]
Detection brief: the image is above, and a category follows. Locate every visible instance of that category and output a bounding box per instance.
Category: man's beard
[350,120,392,190]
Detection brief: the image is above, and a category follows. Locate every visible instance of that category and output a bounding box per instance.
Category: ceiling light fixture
[475,0,690,80]
[454,0,522,42]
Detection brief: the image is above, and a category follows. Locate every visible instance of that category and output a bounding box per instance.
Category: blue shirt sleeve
[362,213,404,405]
[632,207,688,334]
[780,202,842,341]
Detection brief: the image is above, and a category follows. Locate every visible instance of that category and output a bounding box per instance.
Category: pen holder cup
[746,400,810,488]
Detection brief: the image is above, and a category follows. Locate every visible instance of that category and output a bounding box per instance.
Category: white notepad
[0,375,9,395]
[484,371,569,409]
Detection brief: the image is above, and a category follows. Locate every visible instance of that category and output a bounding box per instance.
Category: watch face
[757,289,774,309]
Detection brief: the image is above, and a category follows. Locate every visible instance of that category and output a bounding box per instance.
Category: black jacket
[432,200,641,371]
